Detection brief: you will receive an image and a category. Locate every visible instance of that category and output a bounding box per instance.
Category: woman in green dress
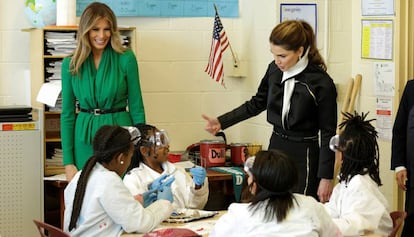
[61,2,145,181]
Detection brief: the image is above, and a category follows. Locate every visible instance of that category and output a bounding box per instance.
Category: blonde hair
[70,2,126,75]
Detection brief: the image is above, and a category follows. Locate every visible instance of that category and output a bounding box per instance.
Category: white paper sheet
[36,81,62,107]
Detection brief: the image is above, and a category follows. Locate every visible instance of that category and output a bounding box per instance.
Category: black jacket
[218,61,337,179]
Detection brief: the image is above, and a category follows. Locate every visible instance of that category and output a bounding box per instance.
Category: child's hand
[142,190,157,207]
[148,174,169,191]
[190,167,206,186]
[157,186,174,203]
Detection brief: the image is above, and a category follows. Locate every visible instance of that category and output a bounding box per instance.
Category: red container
[200,140,226,167]
[230,143,249,166]
[168,153,182,163]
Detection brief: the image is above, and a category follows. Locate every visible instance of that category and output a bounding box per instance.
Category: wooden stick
[347,74,362,113]
[337,78,354,134]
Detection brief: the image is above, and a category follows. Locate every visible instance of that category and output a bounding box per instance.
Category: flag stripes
[205,10,229,85]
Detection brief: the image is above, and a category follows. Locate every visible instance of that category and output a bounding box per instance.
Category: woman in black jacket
[203,20,337,203]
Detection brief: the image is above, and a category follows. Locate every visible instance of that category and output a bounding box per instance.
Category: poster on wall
[280,3,317,34]
[361,19,393,60]
[374,62,395,96]
[76,0,239,17]
[361,0,395,16]
[376,96,393,141]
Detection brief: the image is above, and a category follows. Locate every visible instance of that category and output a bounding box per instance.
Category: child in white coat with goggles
[210,149,341,237]
[123,123,209,210]
[325,111,393,236]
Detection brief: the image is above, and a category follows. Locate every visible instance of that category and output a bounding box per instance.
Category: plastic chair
[389,211,407,237]
[33,219,70,237]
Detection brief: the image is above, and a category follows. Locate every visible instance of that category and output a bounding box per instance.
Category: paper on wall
[36,81,62,107]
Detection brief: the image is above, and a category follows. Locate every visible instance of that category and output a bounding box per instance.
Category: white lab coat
[324,174,393,237]
[210,194,341,237]
[64,163,173,237]
[123,161,209,210]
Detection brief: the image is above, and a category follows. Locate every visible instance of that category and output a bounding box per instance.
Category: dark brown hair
[269,20,326,71]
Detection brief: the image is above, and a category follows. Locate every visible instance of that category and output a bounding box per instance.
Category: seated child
[324,111,393,236]
[64,125,174,236]
[123,123,209,210]
[210,149,341,237]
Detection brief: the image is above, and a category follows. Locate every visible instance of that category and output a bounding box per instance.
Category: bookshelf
[25,26,137,176]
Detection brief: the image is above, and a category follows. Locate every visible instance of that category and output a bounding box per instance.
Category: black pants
[402,185,414,236]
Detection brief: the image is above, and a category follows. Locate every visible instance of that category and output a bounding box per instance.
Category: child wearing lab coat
[64,125,174,236]
[210,150,341,237]
[324,112,393,236]
[123,123,209,210]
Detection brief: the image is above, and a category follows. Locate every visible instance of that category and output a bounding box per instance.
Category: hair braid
[68,156,98,231]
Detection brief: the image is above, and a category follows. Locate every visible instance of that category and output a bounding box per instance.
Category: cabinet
[26,26,137,177]
[0,120,43,236]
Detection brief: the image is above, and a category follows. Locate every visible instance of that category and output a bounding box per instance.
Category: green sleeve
[123,50,145,124]
[60,57,76,166]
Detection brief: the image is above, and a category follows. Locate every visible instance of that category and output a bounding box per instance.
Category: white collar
[281,48,310,83]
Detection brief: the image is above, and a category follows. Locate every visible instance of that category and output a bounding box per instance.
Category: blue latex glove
[157,186,174,203]
[190,167,206,186]
[142,190,157,207]
[148,174,168,191]
[160,175,175,191]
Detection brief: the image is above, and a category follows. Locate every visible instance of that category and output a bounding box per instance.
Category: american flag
[205,9,229,86]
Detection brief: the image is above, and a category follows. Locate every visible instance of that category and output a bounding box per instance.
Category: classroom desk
[44,179,68,229]
[121,210,226,237]
[43,170,235,229]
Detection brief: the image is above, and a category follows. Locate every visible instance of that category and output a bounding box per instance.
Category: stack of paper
[45,31,77,56]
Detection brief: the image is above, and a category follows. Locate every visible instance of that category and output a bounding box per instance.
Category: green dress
[61,47,145,169]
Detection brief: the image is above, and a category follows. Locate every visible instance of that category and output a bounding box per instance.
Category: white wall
[0,0,396,207]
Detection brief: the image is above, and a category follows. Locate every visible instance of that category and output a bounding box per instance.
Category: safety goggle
[329,134,339,152]
[244,156,255,177]
[148,129,170,148]
[122,126,141,145]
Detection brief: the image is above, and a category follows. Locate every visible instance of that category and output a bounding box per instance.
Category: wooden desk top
[205,169,233,181]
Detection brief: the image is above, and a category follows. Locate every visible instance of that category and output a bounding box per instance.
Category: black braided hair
[68,125,132,231]
[337,111,382,186]
[125,123,157,174]
[248,149,298,223]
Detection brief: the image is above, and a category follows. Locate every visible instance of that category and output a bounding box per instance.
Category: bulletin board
[76,0,239,17]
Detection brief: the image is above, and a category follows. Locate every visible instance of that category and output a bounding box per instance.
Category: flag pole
[214,4,239,68]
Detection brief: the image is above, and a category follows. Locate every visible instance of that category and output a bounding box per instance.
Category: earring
[120,160,124,165]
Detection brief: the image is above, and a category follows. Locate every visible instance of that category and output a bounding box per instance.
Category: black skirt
[269,132,320,200]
